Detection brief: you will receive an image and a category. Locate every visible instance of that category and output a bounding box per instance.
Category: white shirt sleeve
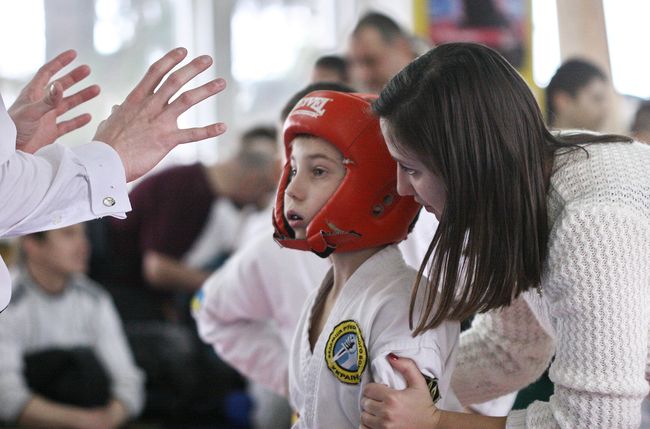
[0,94,130,310]
[0,142,130,238]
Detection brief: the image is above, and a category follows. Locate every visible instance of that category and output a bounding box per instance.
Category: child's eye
[399,163,418,176]
[289,167,297,178]
[313,167,326,177]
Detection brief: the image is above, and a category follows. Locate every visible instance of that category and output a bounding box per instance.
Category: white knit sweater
[451,141,650,428]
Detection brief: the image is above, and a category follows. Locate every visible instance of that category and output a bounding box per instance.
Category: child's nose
[285,176,305,200]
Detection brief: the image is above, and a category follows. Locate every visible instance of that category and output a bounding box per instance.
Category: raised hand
[93,47,227,182]
[8,49,100,153]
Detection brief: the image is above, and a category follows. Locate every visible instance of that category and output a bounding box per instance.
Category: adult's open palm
[93,47,227,182]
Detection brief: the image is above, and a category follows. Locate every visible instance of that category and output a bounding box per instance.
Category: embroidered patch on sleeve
[190,289,204,317]
[422,374,441,403]
[324,320,367,384]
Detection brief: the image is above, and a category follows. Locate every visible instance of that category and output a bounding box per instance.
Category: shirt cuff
[72,142,131,218]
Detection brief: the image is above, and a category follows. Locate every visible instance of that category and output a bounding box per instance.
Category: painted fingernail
[388,353,398,361]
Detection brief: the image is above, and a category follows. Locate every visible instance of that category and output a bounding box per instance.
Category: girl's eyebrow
[393,156,416,168]
[306,153,340,163]
[387,150,410,165]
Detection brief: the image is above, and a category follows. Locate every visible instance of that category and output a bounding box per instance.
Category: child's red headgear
[273,90,420,257]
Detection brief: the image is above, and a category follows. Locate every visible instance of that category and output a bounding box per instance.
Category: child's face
[25,224,90,277]
[284,136,346,239]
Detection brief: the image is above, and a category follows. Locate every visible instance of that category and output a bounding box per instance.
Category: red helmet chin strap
[273,223,361,257]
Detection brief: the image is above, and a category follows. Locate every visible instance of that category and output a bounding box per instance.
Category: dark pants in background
[24,347,110,407]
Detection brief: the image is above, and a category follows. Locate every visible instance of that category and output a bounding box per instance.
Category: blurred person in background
[545,58,610,131]
[98,125,278,426]
[347,12,419,94]
[0,223,144,428]
[310,55,350,85]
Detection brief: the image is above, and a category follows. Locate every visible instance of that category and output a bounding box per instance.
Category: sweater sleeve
[506,206,650,429]
[451,295,555,405]
[0,142,130,238]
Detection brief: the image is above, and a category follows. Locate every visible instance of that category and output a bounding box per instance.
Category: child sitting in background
[0,223,143,428]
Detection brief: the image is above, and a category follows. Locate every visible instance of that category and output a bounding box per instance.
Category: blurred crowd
[0,7,648,429]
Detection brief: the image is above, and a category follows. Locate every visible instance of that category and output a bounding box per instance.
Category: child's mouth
[286,210,305,228]
[287,210,303,221]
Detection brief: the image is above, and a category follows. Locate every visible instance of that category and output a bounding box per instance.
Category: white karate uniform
[0,95,130,310]
[289,245,459,429]
[194,210,437,396]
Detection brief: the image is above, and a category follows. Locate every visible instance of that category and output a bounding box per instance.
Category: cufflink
[103,197,116,207]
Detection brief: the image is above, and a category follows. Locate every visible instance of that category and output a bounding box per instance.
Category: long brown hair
[374,43,631,334]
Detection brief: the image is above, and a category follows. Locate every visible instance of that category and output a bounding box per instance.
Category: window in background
[228,0,344,141]
[603,0,650,98]
[94,0,137,55]
[531,0,560,88]
[0,0,46,100]
[231,1,312,83]
[0,0,219,167]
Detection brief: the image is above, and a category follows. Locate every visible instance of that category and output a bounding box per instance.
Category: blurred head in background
[310,55,349,85]
[545,58,610,131]
[20,224,90,293]
[347,12,416,93]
